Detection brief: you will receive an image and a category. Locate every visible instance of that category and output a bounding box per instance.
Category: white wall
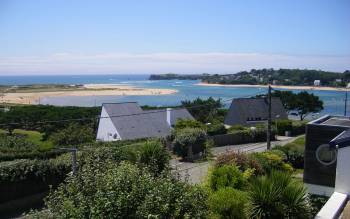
[335,146,350,194]
[96,106,121,141]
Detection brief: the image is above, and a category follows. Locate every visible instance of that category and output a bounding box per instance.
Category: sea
[0,74,347,117]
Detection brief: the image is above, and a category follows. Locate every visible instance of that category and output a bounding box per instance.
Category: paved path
[171,136,301,184]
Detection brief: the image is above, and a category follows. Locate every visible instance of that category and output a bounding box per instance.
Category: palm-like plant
[247,171,311,219]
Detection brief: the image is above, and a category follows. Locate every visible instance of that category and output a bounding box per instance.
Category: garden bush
[208,187,249,219]
[207,121,227,136]
[139,140,170,175]
[251,151,293,174]
[247,171,311,219]
[215,151,264,175]
[173,128,207,159]
[42,161,208,218]
[174,119,206,131]
[209,164,249,191]
[50,123,95,146]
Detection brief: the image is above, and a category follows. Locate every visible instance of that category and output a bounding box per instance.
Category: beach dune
[0,84,177,105]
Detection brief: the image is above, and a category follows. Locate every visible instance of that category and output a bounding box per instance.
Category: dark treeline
[0,105,100,139]
[150,69,350,87]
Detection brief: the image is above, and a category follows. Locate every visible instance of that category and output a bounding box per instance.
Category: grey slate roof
[224,97,288,126]
[329,128,350,149]
[147,108,194,126]
[101,103,193,140]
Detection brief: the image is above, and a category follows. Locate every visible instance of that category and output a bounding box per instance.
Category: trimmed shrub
[173,128,207,159]
[227,125,247,133]
[209,164,248,191]
[272,120,306,136]
[43,162,208,218]
[212,128,275,147]
[0,133,61,161]
[273,119,292,135]
[207,122,227,136]
[0,154,71,203]
[215,151,264,175]
[139,140,170,175]
[208,187,249,219]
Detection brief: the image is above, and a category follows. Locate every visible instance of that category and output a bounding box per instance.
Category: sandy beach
[196,82,348,91]
[0,84,177,105]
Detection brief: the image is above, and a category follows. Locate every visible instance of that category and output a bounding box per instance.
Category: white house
[96,102,194,141]
[314,80,321,86]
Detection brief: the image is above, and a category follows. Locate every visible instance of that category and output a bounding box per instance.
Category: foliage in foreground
[139,140,170,175]
[208,187,249,219]
[209,164,251,191]
[40,161,208,219]
[247,171,311,219]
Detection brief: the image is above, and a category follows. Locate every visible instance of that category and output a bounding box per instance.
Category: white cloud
[0,52,349,75]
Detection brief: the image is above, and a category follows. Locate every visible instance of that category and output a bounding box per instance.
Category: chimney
[166,108,172,126]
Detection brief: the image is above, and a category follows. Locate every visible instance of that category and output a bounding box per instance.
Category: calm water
[0,74,347,116]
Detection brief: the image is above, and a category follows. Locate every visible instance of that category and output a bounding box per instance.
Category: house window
[315,144,337,166]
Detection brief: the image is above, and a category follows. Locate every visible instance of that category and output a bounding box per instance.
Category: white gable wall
[96,106,122,141]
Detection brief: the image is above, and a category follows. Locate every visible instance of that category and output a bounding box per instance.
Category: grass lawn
[0,129,54,151]
[283,135,305,150]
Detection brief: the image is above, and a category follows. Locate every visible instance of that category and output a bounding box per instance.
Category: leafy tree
[138,140,170,175]
[270,90,323,120]
[181,97,223,123]
[295,91,323,120]
[50,123,95,146]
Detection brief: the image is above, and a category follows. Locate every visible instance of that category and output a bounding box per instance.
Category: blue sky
[0,0,349,75]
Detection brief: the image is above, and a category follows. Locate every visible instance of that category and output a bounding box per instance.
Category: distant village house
[314,80,321,86]
[224,97,288,127]
[96,102,193,141]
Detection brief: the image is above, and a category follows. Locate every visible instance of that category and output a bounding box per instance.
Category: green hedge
[0,154,71,203]
[273,120,306,136]
[212,129,275,147]
[0,133,62,161]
